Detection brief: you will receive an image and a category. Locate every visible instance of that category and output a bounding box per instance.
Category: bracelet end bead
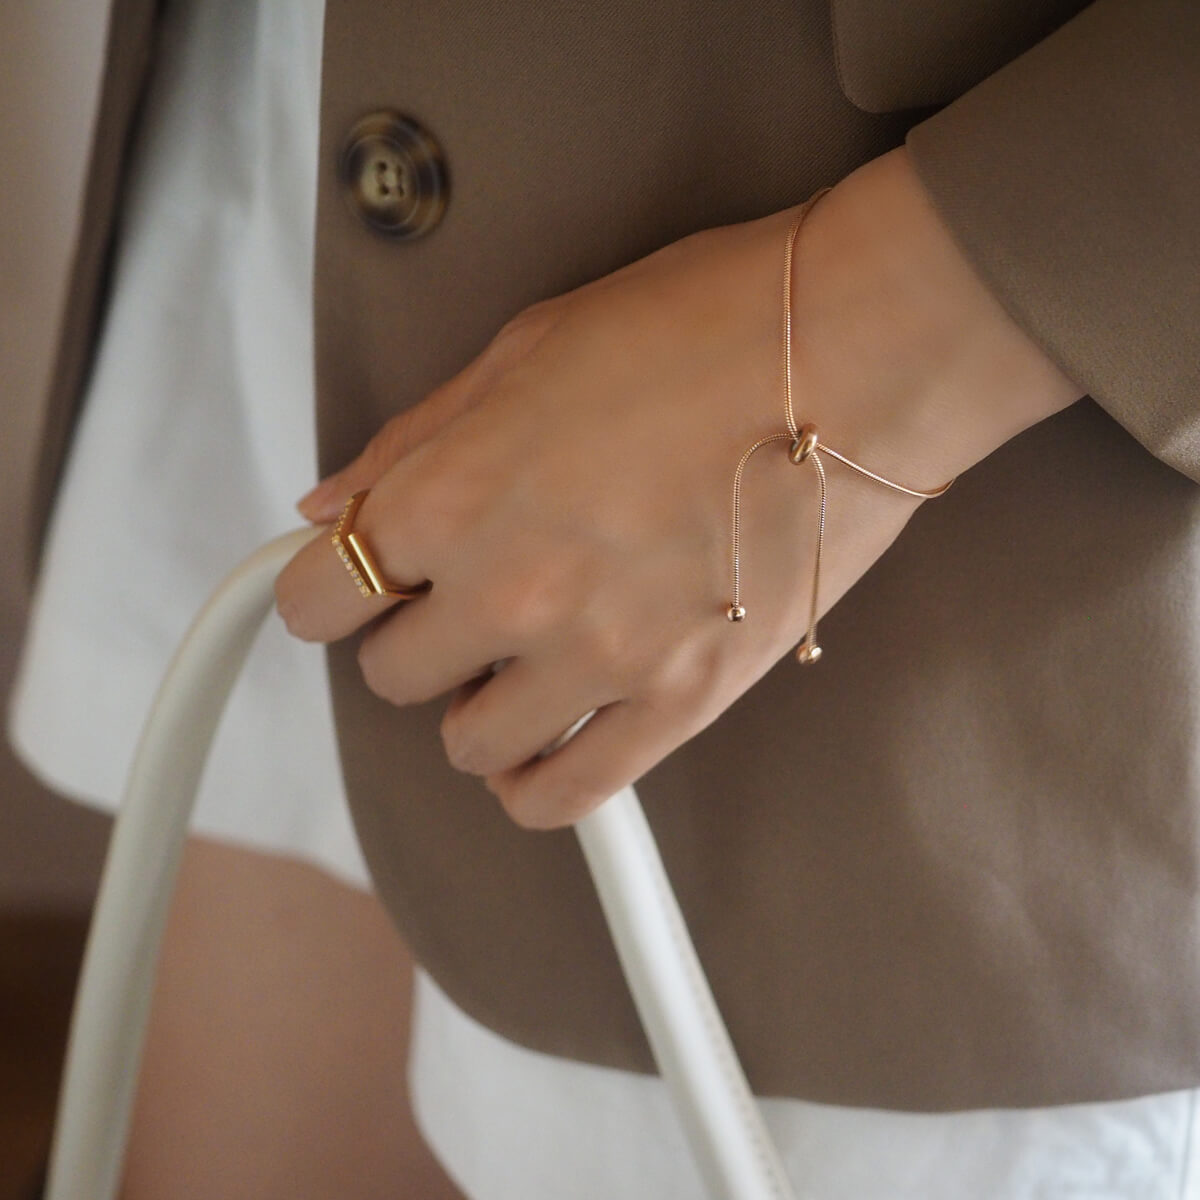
[795,641,822,664]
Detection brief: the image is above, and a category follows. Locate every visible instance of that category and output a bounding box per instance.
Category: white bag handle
[45,530,797,1200]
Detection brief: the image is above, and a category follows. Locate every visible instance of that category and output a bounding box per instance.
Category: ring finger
[356,581,516,706]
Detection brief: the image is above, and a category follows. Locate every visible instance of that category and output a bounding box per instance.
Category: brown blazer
[4,0,1198,1110]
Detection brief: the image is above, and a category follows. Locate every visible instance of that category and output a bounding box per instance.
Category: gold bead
[727,604,747,622]
[795,641,822,664]
[788,423,820,464]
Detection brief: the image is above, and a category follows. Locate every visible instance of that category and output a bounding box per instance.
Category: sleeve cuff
[905,0,1200,480]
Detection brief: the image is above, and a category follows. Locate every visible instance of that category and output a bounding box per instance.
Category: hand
[276,147,1082,829]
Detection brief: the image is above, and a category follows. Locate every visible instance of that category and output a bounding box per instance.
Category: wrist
[792,147,1084,488]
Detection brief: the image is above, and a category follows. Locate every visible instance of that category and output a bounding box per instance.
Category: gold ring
[331,491,432,600]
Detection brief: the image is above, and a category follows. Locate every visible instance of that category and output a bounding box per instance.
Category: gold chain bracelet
[727,190,955,664]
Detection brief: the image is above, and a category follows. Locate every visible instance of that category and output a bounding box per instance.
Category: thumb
[296,304,558,524]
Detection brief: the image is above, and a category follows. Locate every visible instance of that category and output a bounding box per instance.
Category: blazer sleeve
[904,0,1200,481]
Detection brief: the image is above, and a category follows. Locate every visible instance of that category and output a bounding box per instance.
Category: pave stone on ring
[330,490,431,600]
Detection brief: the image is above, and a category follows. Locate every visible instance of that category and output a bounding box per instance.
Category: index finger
[274,488,431,644]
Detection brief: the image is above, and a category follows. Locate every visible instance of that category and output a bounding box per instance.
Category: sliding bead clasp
[788,423,820,464]
[725,197,953,667]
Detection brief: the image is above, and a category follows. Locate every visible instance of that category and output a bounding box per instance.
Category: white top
[11,0,368,890]
[10,1,1200,1196]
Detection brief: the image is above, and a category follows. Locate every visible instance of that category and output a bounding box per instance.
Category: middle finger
[356,581,514,706]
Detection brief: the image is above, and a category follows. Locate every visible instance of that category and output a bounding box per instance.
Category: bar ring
[330,490,432,600]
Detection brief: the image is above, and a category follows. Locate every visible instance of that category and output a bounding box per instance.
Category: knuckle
[491,773,604,832]
[567,604,658,691]
[357,635,403,705]
[493,300,557,349]
[275,585,321,643]
[492,561,572,642]
[476,303,561,377]
[393,474,460,549]
[373,407,417,462]
[404,442,490,542]
[496,787,558,831]
[574,613,642,688]
[440,709,489,775]
[557,787,608,826]
[645,638,723,708]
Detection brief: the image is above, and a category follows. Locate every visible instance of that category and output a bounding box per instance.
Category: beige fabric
[0,0,158,595]
[830,0,1089,111]
[0,7,120,907]
[6,0,1199,1110]
[907,0,1200,482]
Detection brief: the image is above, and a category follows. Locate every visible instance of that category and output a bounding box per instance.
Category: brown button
[340,112,448,239]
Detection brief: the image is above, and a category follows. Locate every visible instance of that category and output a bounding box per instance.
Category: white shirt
[11,1,1200,1196]
[11,0,368,890]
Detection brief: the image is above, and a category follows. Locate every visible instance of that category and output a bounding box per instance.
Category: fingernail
[296,477,343,524]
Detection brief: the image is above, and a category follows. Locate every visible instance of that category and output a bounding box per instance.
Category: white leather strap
[45,529,797,1200]
[579,793,796,1198]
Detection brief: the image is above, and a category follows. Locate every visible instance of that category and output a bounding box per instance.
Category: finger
[356,584,510,706]
[439,655,620,778]
[485,693,697,830]
[298,379,476,524]
[275,488,431,644]
[297,304,558,523]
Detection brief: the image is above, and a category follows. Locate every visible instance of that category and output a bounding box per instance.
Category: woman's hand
[275,147,1082,829]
